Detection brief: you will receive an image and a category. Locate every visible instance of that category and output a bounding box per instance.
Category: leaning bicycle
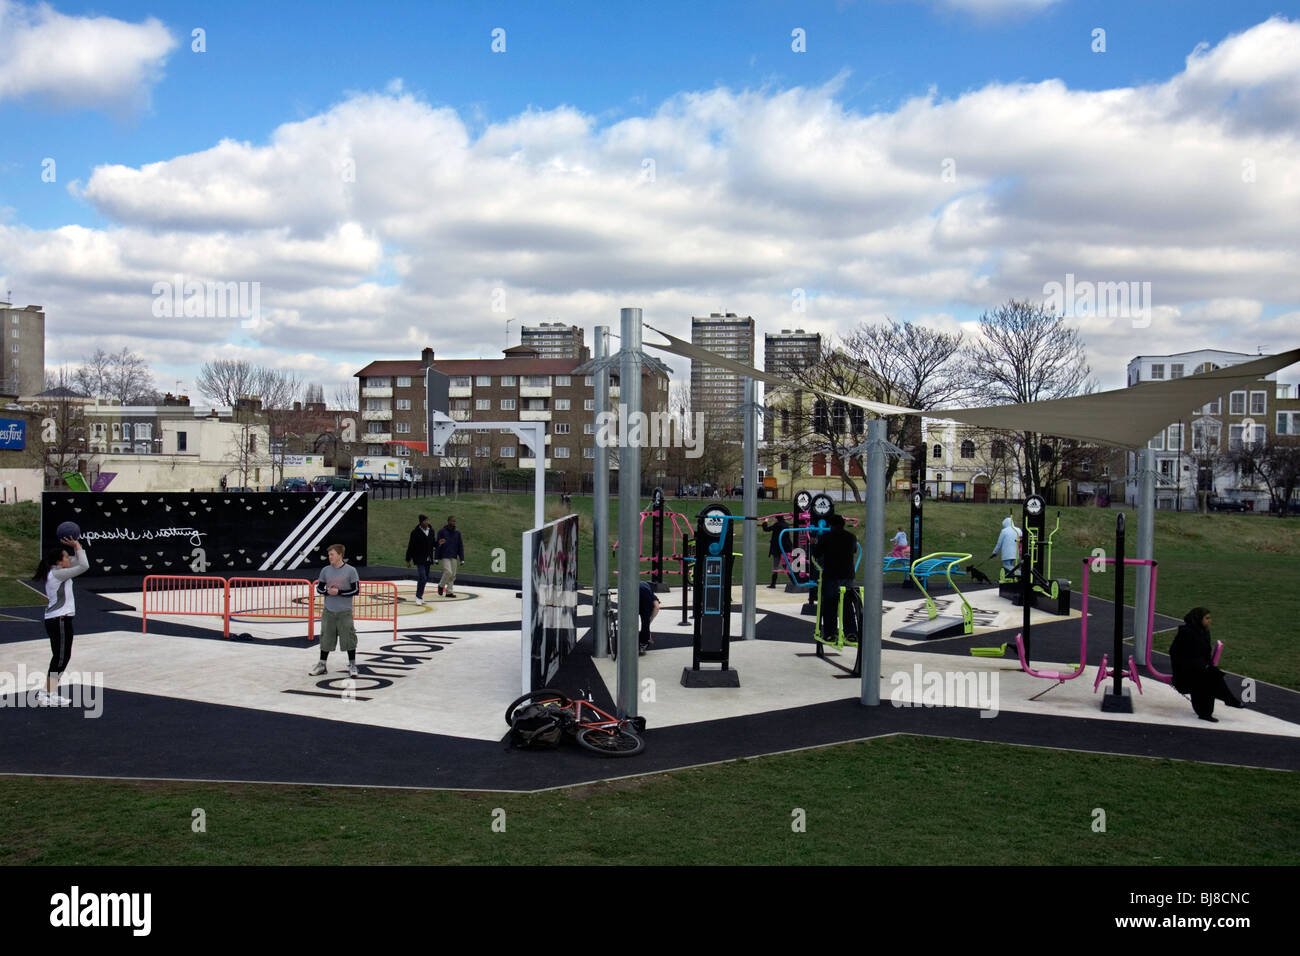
[505,687,646,756]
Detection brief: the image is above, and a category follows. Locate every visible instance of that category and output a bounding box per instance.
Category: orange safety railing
[142,575,230,637]
[354,581,399,639]
[227,577,316,641]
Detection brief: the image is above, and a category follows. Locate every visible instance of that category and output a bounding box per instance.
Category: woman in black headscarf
[1168,607,1244,722]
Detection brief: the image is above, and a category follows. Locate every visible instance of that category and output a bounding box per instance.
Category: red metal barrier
[227,577,316,641]
[142,575,230,637]
[355,581,399,639]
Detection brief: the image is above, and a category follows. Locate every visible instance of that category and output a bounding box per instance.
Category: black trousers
[45,616,74,673]
[1189,666,1238,718]
[820,578,853,640]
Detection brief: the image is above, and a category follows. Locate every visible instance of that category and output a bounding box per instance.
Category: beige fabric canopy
[936,348,1300,448]
[643,322,1300,450]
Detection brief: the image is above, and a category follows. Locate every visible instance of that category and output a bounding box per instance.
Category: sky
[1,0,1298,402]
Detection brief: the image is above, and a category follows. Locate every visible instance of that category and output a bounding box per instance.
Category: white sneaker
[308,662,327,676]
[52,692,72,706]
[34,690,54,707]
[348,663,358,677]
[414,597,424,606]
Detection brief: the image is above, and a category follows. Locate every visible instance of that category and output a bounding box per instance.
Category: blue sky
[1,0,1298,395]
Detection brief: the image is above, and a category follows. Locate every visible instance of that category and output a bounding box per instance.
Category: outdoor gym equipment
[890,552,974,640]
[1091,513,1141,712]
[1144,622,1223,684]
[884,491,925,587]
[611,486,694,592]
[810,545,864,651]
[778,492,841,614]
[998,496,1071,615]
[684,502,739,687]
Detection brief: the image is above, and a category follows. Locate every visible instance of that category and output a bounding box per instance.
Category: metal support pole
[1113,512,1126,697]
[1133,449,1155,664]
[593,326,610,659]
[616,308,642,718]
[532,422,544,531]
[741,377,757,641]
[860,419,885,706]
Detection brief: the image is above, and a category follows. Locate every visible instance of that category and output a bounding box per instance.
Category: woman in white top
[33,536,89,706]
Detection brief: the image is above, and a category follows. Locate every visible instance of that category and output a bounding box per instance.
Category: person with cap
[405,513,436,605]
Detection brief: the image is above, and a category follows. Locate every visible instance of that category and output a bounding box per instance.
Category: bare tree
[962,300,1095,499]
[841,318,966,491]
[195,360,260,408]
[1229,433,1300,515]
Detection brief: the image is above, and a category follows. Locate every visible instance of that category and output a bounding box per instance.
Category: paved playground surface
[1,571,1295,791]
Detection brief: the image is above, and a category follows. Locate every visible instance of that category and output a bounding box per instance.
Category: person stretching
[990,516,1021,575]
[33,536,89,706]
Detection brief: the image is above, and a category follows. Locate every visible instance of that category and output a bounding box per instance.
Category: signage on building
[0,418,25,450]
[894,479,912,490]
[280,455,323,467]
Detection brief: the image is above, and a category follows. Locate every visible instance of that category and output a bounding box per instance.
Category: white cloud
[0,0,176,111]
[8,16,1300,398]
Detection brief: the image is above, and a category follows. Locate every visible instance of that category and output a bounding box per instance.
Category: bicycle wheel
[576,725,645,757]
[504,688,572,727]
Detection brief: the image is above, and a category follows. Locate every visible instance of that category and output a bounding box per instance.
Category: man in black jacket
[1169,607,1244,722]
[405,514,436,605]
[435,515,466,598]
[812,514,859,643]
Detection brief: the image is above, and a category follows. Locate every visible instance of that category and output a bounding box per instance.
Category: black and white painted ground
[2,571,1295,791]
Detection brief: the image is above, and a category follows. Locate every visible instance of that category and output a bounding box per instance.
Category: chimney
[422,347,434,367]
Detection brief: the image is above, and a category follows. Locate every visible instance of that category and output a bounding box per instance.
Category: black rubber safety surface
[1,571,1295,791]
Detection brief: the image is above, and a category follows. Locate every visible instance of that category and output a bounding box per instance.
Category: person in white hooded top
[32,536,89,706]
[990,517,1022,574]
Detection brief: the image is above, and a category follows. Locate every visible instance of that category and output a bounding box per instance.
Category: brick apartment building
[354,344,671,489]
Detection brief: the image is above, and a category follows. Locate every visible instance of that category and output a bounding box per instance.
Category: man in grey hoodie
[990,516,1022,574]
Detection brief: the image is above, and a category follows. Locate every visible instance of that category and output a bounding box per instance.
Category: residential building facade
[520,322,587,360]
[691,312,754,445]
[354,344,671,489]
[1,302,45,399]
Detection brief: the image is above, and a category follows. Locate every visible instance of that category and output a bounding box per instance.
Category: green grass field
[2,494,1297,865]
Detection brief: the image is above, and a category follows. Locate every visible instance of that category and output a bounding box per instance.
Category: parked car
[1207,495,1248,512]
[312,475,352,492]
[274,477,310,492]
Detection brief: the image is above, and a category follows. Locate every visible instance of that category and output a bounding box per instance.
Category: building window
[112,423,120,440]
[1150,364,1165,380]
[584,399,594,411]
[780,454,789,470]
[137,424,151,440]
[1230,391,1246,415]
[554,423,570,434]
[1148,431,1164,451]
[396,376,411,387]
[474,446,489,458]
[367,377,391,387]
[1250,391,1266,415]
[960,440,974,459]
[1202,398,1221,415]
[500,446,516,458]
[501,399,516,411]
[501,375,517,386]
[367,422,387,434]
[583,423,594,435]
[396,422,411,433]
[554,446,570,458]
[1229,425,1243,452]
[990,439,1005,459]
[556,375,571,386]
[475,376,492,387]
[122,423,132,441]
[475,399,490,410]
[584,376,593,386]
[583,447,595,458]
[396,398,411,410]
[10,329,17,338]
[932,444,942,459]
[1159,459,1173,477]
[11,344,18,353]
[1167,424,1183,451]
[177,431,188,452]
[394,445,410,457]
[1170,363,1184,378]
[451,376,471,388]
[524,398,546,411]
[368,444,383,455]
[525,376,550,387]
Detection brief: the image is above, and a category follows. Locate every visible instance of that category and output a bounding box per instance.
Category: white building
[1124,349,1280,510]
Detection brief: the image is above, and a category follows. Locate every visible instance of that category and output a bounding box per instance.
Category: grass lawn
[2,736,1296,866]
[1,494,1296,866]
